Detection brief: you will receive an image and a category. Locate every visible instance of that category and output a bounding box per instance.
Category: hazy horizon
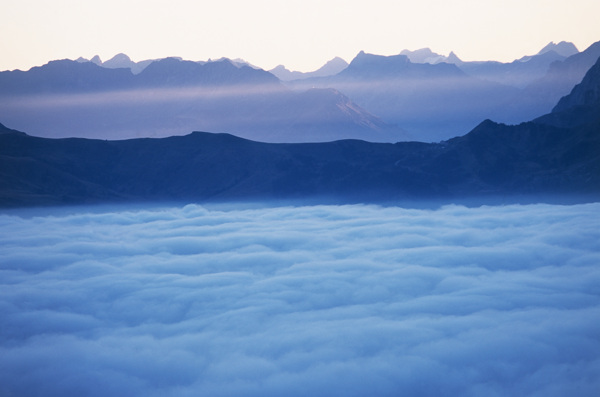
[1,0,599,73]
[0,38,589,74]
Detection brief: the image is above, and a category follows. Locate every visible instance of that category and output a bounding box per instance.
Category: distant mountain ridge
[66,41,579,79]
[0,57,407,142]
[339,50,465,78]
[499,41,600,125]
[282,41,599,141]
[400,48,460,64]
[289,50,521,141]
[1,54,598,208]
[457,49,570,88]
[534,52,600,128]
[1,40,597,143]
[81,53,155,74]
[77,53,259,75]
[536,41,579,58]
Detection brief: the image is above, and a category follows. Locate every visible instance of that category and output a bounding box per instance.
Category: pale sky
[1,0,599,72]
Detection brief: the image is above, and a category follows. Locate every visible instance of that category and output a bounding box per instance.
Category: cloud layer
[1,203,599,396]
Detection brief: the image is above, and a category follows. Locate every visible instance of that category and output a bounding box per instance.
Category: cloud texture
[1,203,599,396]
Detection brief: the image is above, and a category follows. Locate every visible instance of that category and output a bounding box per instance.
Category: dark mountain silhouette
[553,56,600,111]
[0,122,25,136]
[1,56,598,208]
[495,41,600,125]
[0,57,406,142]
[535,52,600,128]
[269,57,348,81]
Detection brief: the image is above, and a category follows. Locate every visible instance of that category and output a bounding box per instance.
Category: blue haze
[0,203,599,396]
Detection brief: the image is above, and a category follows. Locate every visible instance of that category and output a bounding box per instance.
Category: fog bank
[1,203,599,396]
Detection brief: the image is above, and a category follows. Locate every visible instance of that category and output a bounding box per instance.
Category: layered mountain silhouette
[0,57,406,142]
[1,55,598,208]
[456,48,569,88]
[2,41,598,143]
[285,41,599,141]
[400,42,578,67]
[79,53,258,75]
[77,53,156,74]
[398,42,579,88]
[290,51,521,141]
[535,51,600,129]
[500,41,600,124]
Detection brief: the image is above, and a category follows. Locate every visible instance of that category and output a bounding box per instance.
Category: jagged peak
[446,51,463,64]
[537,41,579,58]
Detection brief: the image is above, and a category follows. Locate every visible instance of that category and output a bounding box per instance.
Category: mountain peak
[320,56,348,70]
[446,51,463,64]
[271,64,289,73]
[106,53,132,63]
[538,41,579,58]
[90,55,102,65]
[102,53,134,69]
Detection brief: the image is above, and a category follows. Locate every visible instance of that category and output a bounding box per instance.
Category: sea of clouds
[1,202,599,396]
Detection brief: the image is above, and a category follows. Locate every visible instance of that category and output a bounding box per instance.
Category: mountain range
[76,53,259,75]
[0,57,406,142]
[287,41,600,141]
[500,41,600,125]
[435,41,580,88]
[1,53,598,208]
[289,51,521,141]
[1,41,598,143]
